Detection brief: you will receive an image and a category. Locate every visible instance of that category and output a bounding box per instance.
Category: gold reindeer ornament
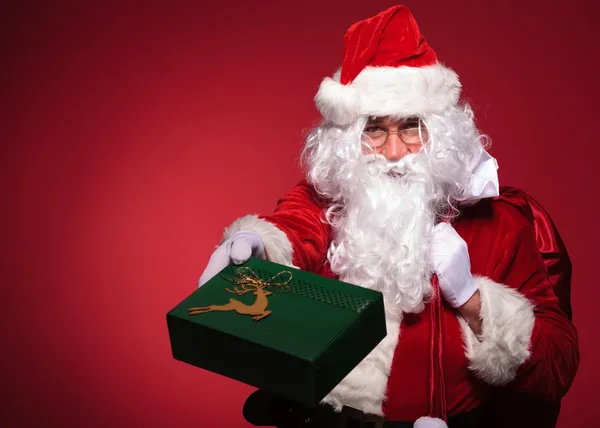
[187,266,292,322]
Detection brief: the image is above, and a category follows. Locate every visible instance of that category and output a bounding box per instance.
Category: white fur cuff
[459,276,535,385]
[222,214,295,267]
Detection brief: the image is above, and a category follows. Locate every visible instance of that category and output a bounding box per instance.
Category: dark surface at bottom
[242,389,484,428]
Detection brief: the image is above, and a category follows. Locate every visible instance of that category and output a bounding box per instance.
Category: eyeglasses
[361,126,428,148]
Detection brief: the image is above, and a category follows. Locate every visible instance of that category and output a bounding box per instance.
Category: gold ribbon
[220,266,293,293]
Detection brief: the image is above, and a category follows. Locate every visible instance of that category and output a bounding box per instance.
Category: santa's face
[302,106,483,314]
[361,116,428,161]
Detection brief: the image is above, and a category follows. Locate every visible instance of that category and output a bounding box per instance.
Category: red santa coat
[223,180,579,427]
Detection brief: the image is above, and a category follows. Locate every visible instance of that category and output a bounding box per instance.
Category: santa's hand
[427,223,477,308]
[198,230,265,287]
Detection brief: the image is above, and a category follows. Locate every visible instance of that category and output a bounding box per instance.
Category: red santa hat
[314,5,461,126]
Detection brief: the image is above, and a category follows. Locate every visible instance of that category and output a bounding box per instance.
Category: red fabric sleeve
[258,180,331,273]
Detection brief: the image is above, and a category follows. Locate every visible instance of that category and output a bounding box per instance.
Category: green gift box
[166,257,386,406]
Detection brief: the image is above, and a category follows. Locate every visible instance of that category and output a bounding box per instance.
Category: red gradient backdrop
[3,1,599,427]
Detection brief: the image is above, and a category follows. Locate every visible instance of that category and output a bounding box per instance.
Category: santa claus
[198,5,579,428]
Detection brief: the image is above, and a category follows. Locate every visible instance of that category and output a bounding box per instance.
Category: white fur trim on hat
[414,416,448,428]
[458,276,535,385]
[222,214,296,268]
[315,64,461,126]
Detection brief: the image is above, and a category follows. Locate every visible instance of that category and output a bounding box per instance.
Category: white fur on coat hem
[414,417,448,428]
[222,214,296,268]
[320,316,400,416]
[459,275,535,385]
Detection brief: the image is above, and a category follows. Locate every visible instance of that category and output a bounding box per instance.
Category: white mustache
[362,153,419,177]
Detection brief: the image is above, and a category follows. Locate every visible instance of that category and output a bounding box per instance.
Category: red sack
[496,186,573,320]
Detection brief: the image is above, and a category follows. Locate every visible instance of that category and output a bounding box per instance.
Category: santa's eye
[402,121,420,129]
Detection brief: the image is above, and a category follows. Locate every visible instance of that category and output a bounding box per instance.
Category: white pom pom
[414,416,448,428]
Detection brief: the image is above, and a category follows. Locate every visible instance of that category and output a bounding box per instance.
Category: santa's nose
[382,134,409,161]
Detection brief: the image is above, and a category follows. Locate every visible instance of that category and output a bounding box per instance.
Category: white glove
[198,230,265,287]
[427,223,477,308]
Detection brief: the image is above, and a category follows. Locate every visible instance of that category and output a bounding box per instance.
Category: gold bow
[220,266,293,293]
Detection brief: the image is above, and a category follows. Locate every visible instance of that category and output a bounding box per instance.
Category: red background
[3,1,599,427]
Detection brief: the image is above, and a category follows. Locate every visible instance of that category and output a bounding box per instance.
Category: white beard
[326,153,438,316]
[318,153,440,414]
